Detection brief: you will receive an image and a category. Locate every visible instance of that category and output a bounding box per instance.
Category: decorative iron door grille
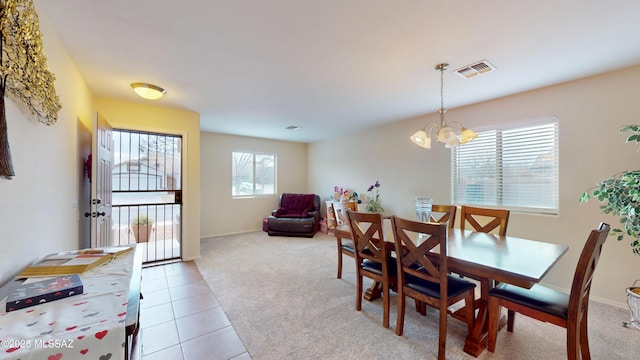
[111,130,182,264]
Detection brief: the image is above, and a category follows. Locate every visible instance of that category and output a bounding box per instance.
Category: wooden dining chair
[333,201,357,226]
[460,205,510,236]
[413,204,458,314]
[390,216,476,360]
[487,222,610,359]
[347,211,396,328]
[429,204,457,228]
[332,201,358,279]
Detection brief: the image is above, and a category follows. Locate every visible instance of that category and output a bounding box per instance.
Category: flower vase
[625,280,640,329]
[365,199,384,214]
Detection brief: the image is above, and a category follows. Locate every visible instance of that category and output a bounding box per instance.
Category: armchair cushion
[267,193,321,237]
[273,193,316,218]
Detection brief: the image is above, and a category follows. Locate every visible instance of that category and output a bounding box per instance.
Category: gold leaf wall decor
[0,0,63,178]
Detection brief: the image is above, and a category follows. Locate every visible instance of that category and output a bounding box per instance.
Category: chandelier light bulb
[410,130,431,148]
[460,128,478,144]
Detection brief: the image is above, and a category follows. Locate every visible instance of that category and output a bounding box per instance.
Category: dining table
[334,222,569,357]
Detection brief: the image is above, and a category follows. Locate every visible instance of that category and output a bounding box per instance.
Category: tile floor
[139,261,250,360]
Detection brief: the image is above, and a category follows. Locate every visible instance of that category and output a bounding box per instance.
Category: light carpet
[196,231,637,360]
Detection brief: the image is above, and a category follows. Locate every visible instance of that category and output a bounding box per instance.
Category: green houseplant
[364,180,384,213]
[131,215,153,243]
[579,125,640,255]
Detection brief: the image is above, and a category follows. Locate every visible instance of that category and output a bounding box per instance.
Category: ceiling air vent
[454,60,496,79]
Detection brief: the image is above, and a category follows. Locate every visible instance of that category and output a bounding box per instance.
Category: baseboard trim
[543,282,627,309]
[200,229,263,239]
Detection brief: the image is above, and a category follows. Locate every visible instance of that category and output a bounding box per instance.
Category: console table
[0,246,142,360]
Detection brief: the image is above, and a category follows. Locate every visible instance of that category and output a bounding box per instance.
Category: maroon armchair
[267,193,321,237]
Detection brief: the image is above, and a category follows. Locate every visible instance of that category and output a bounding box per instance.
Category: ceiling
[35,0,640,143]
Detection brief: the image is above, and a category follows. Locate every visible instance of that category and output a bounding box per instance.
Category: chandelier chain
[438,63,446,126]
[440,65,444,113]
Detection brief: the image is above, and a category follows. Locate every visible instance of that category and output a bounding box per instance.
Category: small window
[452,119,559,215]
[232,152,276,196]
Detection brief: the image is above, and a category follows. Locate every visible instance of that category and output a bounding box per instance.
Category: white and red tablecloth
[0,252,134,360]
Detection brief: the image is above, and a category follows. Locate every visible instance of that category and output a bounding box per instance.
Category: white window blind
[452,121,558,214]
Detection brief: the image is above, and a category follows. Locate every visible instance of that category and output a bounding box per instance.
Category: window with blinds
[452,120,559,215]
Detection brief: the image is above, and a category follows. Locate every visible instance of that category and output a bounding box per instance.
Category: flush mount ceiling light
[410,63,477,149]
[130,82,166,100]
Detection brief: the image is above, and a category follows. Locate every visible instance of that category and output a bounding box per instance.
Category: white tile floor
[139,262,250,360]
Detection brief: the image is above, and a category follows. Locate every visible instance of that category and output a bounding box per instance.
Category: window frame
[452,117,559,215]
[231,151,277,198]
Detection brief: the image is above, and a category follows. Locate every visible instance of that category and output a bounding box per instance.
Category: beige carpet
[196,231,637,360]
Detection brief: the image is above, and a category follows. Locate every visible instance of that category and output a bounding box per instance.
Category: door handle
[84,212,106,218]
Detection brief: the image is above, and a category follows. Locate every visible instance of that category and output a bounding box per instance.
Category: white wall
[200,132,307,237]
[308,65,640,307]
[0,9,94,285]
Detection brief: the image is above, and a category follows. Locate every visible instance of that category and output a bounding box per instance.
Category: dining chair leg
[413,299,427,315]
[336,241,343,279]
[355,274,363,311]
[382,281,390,328]
[507,309,516,331]
[487,296,500,353]
[396,293,406,336]
[567,323,580,360]
[438,302,448,360]
[580,310,591,360]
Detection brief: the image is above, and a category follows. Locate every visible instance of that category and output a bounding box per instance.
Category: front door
[90,113,114,247]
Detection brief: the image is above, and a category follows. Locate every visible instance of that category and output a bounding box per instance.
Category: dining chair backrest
[429,204,457,228]
[333,201,358,226]
[460,205,510,236]
[568,222,609,325]
[391,216,476,359]
[392,216,448,286]
[331,201,359,279]
[487,222,610,358]
[348,211,388,270]
[347,211,394,328]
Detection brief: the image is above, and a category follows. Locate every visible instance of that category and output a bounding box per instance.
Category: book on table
[59,246,134,258]
[17,246,134,278]
[5,274,84,312]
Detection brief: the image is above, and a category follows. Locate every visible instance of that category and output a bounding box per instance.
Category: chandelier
[410,63,477,148]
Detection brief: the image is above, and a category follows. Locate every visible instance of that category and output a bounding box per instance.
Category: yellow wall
[94,99,201,260]
[0,7,202,286]
[0,8,95,284]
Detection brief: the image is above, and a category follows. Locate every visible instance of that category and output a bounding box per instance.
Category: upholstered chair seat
[267,193,321,237]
